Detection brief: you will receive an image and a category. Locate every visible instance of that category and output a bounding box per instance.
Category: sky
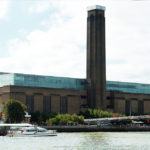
[0,0,150,84]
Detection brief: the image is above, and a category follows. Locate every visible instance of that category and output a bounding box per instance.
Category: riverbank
[43,125,150,132]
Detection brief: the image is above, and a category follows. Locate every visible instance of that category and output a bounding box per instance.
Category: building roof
[106,81,150,95]
[0,73,85,90]
[0,73,150,94]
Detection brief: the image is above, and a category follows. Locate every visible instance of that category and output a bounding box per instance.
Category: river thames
[0,132,150,150]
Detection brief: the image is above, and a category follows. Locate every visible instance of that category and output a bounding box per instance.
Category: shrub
[47,113,84,125]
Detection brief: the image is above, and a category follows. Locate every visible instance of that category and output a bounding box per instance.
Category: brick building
[0,5,150,115]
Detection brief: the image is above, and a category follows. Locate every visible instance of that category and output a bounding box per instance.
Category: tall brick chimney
[86,5,106,110]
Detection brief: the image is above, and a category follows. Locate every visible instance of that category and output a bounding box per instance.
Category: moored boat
[10,126,57,137]
[0,123,57,137]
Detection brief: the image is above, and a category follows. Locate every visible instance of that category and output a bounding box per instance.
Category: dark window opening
[107,105,113,109]
[107,96,110,100]
[43,96,51,113]
[26,96,34,112]
[60,97,67,114]
[81,96,86,99]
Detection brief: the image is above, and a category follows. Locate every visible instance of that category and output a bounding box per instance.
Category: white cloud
[2,2,87,78]
[28,1,54,13]
[0,0,10,19]
[4,27,86,78]
[0,0,90,78]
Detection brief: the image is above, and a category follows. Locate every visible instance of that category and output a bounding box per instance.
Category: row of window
[26,96,68,114]
[125,100,144,115]
[106,98,144,115]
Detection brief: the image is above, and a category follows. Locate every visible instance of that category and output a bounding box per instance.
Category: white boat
[11,126,57,137]
[0,123,57,137]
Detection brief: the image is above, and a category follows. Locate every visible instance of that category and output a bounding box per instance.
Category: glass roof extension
[0,73,85,90]
[0,73,150,94]
[106,81,150,95]
[13,73,85,90]
[0,73,14,87]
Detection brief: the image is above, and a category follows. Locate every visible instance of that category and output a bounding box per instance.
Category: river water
[0,132,150,150]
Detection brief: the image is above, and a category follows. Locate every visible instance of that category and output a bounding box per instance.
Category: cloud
[4,27,86,78]
[106,2,150,83]
[28,1,51,13]
[0,0,10,19]
[1,1,87,78]
[0,0,93,78]
[27,0,63,14]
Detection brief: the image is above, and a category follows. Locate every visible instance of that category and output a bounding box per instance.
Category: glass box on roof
[1,73,150,94]
[13,73,85,90]
[106,81,150,94]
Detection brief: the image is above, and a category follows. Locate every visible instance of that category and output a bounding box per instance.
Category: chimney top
[87,5,105,11]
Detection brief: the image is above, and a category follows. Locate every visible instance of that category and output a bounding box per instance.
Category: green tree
[30,110,41,123]
[47,113,84,125]
[30,111,57,124]
[80,109,125,119]
[3,99,26,123]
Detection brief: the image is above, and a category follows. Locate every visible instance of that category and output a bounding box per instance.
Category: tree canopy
[79,109,125,119]
[47,114,84,125]
[30,111,57,125]
[3,99,26,123]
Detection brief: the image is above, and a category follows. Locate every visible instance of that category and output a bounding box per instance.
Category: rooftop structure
[1,73,150,95]
[0,73,85,90]
[106,81,150,95]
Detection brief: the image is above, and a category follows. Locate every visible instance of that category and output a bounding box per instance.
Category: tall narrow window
[125,100,131,115]
[60,97,67,114]
[138,101,143,115]
[26,96,34,112]
[43,96,51,113]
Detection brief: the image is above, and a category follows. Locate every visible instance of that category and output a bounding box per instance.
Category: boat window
[26,129,36,132]
[38,129,46,132]
[38,130,45,132]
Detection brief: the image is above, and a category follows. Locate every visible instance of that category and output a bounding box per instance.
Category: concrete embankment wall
[43,125,150,132]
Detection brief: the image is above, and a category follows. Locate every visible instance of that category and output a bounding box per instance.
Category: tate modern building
[0,5,150,115]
